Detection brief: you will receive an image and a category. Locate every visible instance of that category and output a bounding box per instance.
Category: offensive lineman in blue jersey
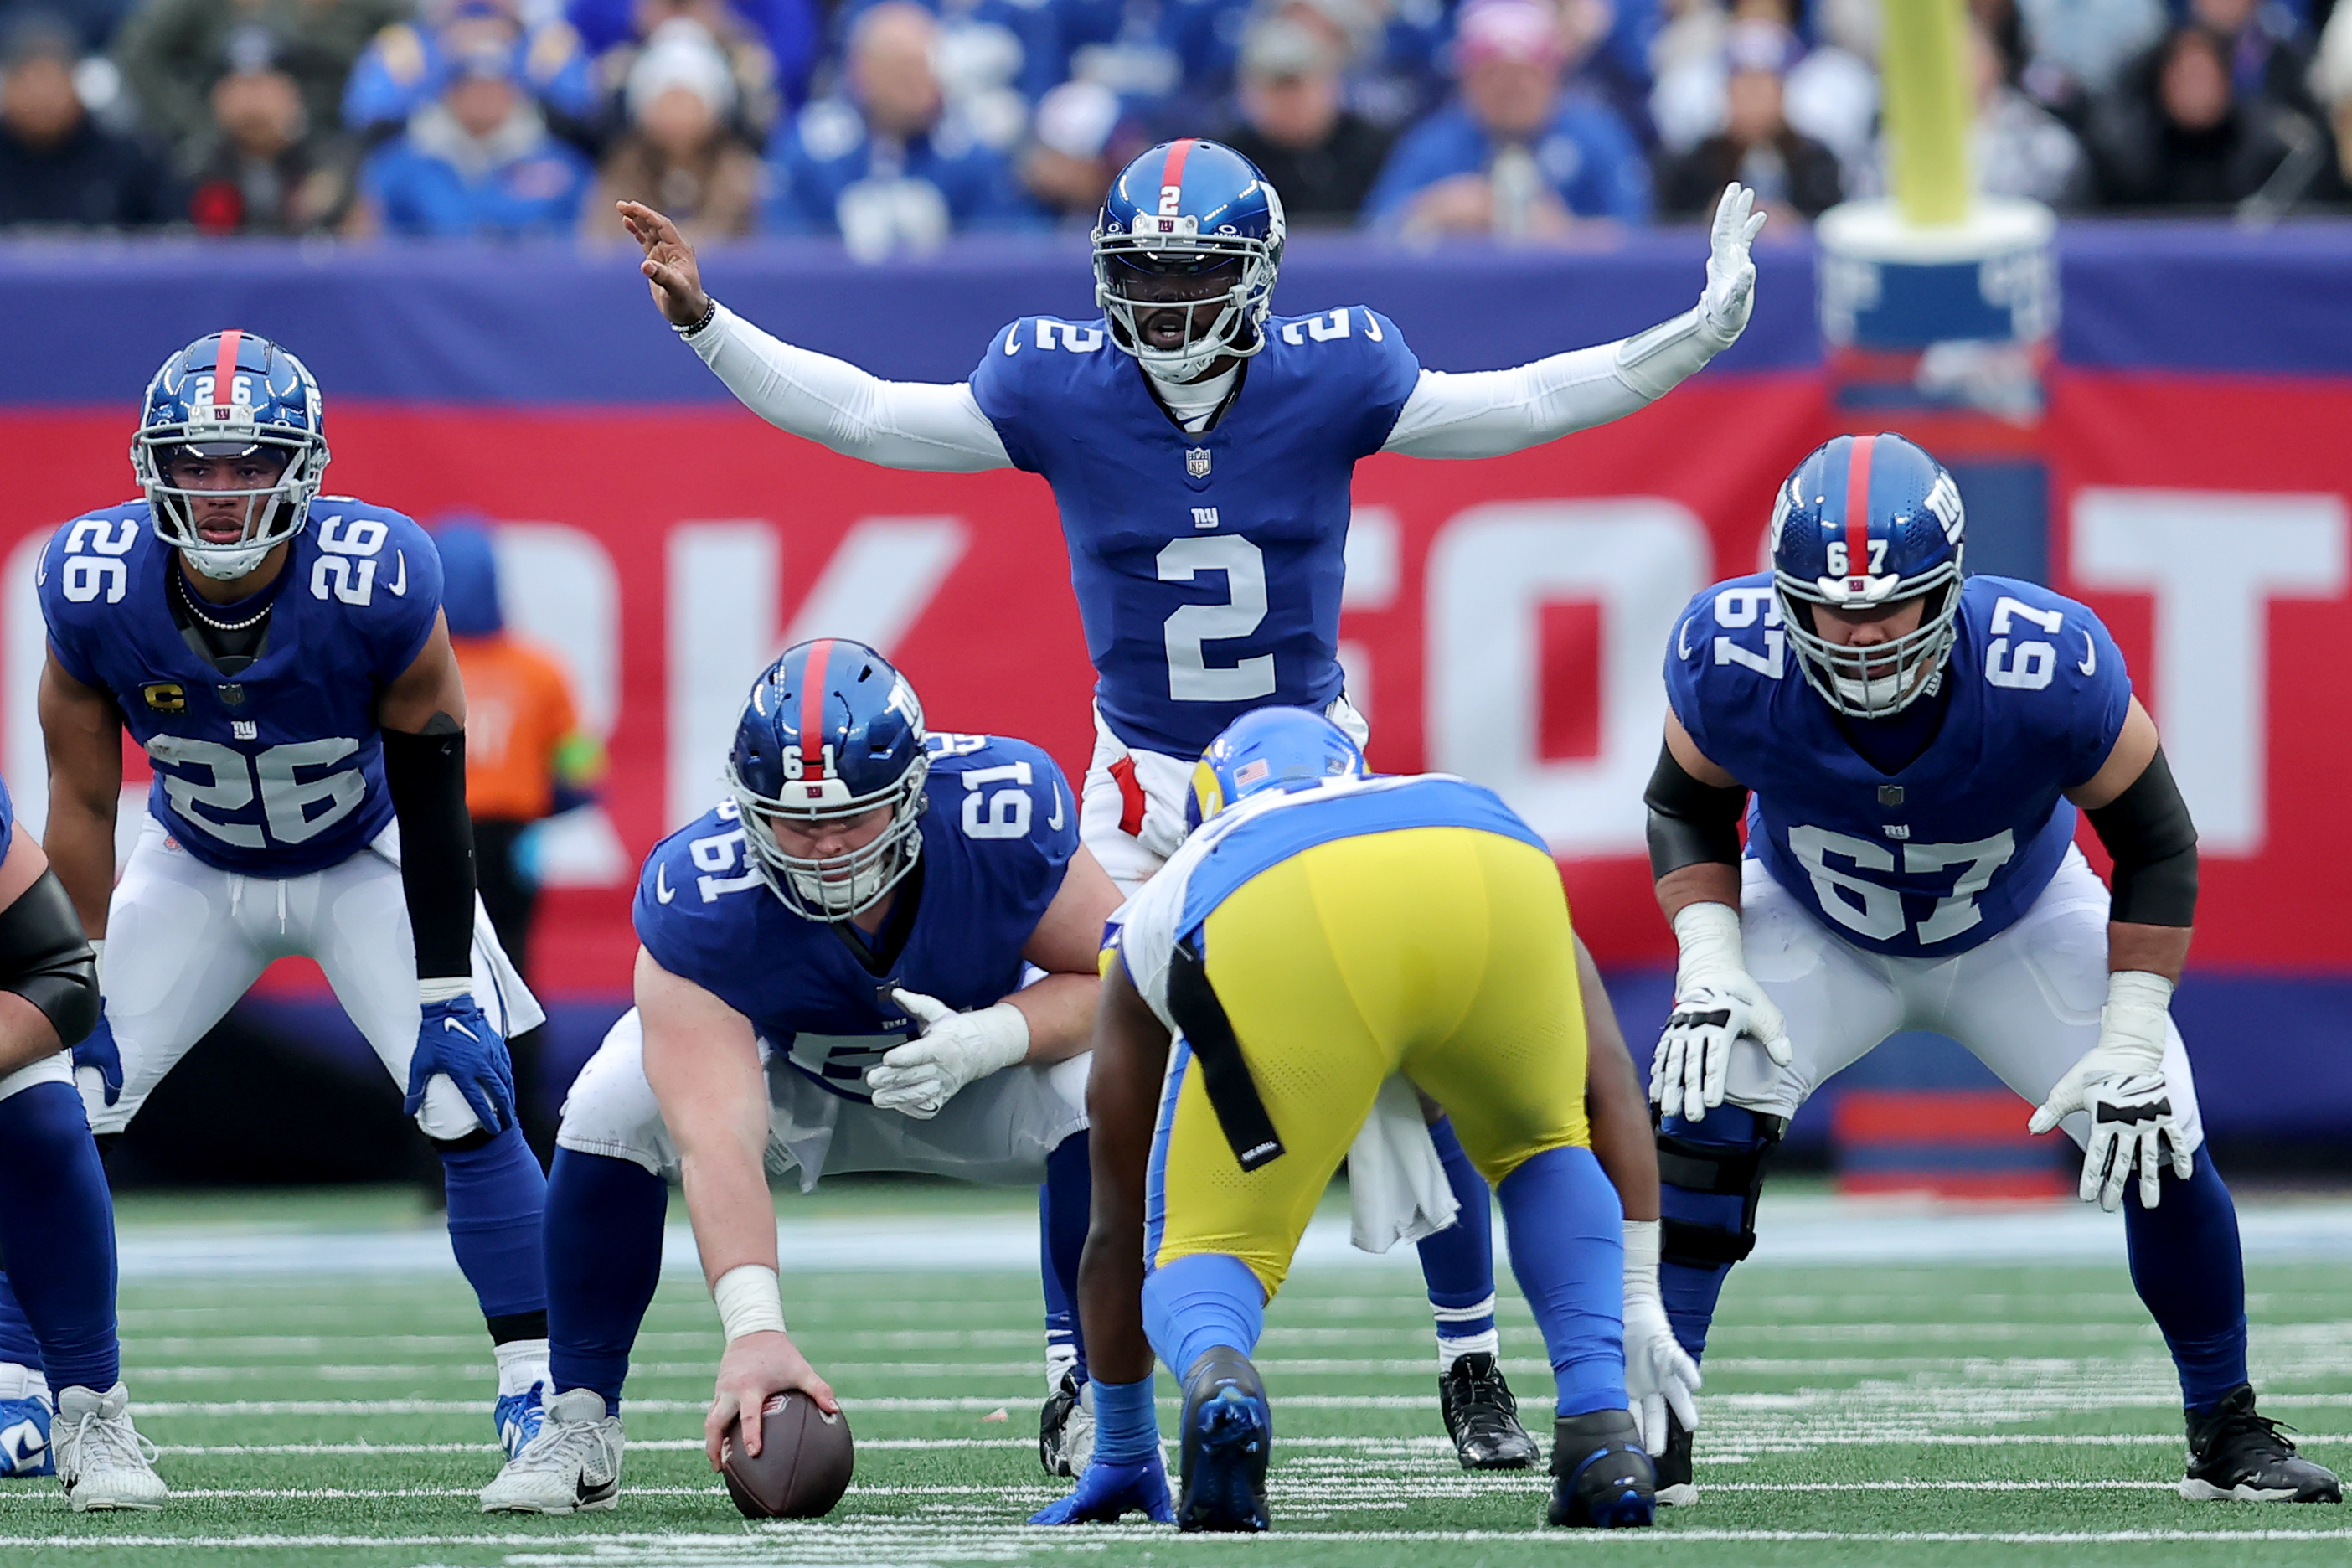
[480,640,1124,1513]
[1641,433,2341,1507]
[620,140,1767,1469]
[10,333,554,1478]
[0,772,139,1507]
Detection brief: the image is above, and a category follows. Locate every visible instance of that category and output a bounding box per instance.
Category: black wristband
[1643,741,1748,879]
[380,727,477,981]
[675,296,719,339]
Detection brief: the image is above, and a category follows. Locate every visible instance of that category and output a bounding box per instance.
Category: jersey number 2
[1159,536,1276,703]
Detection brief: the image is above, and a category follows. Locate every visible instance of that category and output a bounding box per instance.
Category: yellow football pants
[1148,826,1591,1297]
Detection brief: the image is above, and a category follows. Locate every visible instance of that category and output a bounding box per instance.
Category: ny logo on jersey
[1191,507,1219,529]
[232,720,258,740]
[1186,447,1211,478]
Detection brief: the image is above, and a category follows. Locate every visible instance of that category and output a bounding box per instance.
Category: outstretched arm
[1383,184,1767,460]
[622,201,1012,473]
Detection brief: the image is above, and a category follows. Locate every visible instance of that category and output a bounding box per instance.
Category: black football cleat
[1038,1369,1094,1478]
[1438,1352,1540,1469]
[1546,1408,1656,1529]
[1653,1406,1696,1506]
[2180,1384,2343,1503]
[1176,1349,1271,1532]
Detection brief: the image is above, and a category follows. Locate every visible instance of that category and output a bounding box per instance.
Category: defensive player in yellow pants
[1035,707,1654,1533]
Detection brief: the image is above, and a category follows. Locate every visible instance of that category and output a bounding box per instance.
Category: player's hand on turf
[618,200,710,328]
[405,995,517,1135]
[1623,1285,1701,1454]
[1697,183,1767,348]
[866,988,1029,1120]
[1650,977,1792,1122]
[706,1330,838,1468]
[73,1003,123,1107]
[1029,1453,1175,1525]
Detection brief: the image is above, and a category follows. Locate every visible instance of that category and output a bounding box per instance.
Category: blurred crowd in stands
[3,0,2349,245]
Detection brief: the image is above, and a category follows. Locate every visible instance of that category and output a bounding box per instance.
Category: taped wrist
[2086,746,2197,926]
[1657,1113,1782,1269]
[0,869,99,1048]
[713,1263,787,1342]
[381,727,477,981]
[1613,307,1721,401]
[1646,742,1746,879]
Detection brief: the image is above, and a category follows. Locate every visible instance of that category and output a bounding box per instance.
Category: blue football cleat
[1176,1349,1271,1533]
[1029,1453,1174,1524]
[1546,1408,1656,1528]
[496,1382,547,1461]
[1,1393,54,1478]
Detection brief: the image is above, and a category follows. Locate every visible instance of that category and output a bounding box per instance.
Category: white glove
[1697,183,1767,348]
[866,988,1030,1119]
[1650,903,1792,1122]
[1622,1219,1700,1453]
[2028,972,2194,1212]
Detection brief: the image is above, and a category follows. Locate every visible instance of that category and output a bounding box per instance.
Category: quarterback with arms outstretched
[1643,432,2341,1507]
[5,333,552,1475]
[622,140,1766,1468]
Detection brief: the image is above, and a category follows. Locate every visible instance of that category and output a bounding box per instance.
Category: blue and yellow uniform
[1109,771,1591,1294]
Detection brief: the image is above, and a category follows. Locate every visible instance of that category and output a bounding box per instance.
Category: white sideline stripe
[25,1478,2212,1498]
[147,1433,2352,1456]
[153,1437,1039,1455]
[111,1194,2352,1278]
[8,1529,2352,1548]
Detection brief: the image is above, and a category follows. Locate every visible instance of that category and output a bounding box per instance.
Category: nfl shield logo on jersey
[1185,446,1211,478]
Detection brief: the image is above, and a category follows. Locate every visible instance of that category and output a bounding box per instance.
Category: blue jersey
[632,734,1077,1102]
[967,307,1421,757]
[1665,574,2131,958]
[39,498,445,879]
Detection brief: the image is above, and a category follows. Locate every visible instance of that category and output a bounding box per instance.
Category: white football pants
[65,813,543,1140]
[557,1008,1089,1189]
[1720,846,2206,1154]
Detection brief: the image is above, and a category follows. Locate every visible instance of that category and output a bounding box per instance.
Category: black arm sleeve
[1644,741,1748,880]
[0,868,99,1048]
[2085,745,2198,928]
[380,727,478,982]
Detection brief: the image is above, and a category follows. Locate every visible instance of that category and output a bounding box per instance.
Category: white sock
[1044,1343,1079,1395]
[0,1364,49,1405]
[494,1338,550,1399]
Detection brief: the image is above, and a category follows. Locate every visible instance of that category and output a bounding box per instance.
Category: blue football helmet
[1770,431,1966,719]
[132,329,329,580]
[725,638,931,921]
[1094,138,1286,383]
[1184,706,1368,835]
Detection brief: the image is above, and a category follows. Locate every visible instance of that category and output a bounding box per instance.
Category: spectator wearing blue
[1365,0,1651,235]
[352,38,594,235]
[343,0,597,145]
[569,0,812,116]
[765,1,1039,256]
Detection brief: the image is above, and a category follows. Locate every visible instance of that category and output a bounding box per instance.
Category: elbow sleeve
[2086,746,2198,927]
[0,869,99,1048]
[381,727,479,980]
[1644,742,1748,879]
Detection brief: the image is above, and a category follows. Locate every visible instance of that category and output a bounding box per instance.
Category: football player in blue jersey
[1641,431,2343,1507]
[479,639,1123,1514]
[7,332,554,1473]
[0,771,154,1509]
[620,139,1767,1468]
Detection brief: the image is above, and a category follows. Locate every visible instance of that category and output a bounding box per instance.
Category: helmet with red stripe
[1770,431,1966,719]
[725,638,931,921]
[1094,138,1285,383]
[133,329,329,580]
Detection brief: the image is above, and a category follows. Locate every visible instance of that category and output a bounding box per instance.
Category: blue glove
[1029,1453,1174,1525]
[405,994,517,1135]
[73,1003,122,1107]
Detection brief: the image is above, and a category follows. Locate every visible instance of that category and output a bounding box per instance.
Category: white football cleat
[53,1384,166,1511]
[480,1387,622,1514]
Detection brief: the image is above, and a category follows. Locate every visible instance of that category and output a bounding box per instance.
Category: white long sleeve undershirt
[685,299,1729,471]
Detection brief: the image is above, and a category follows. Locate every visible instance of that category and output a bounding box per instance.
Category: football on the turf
[720,1391,854,1519]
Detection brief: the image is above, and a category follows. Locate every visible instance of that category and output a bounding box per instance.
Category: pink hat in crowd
[1454,0,1565,69]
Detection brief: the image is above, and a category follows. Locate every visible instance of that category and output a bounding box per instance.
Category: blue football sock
[0,1084,118,1391]
[1142,1253,1264,1379]
[2123,1152,2250,1413]
[1495,1144,1625,1417]
[440,1125,549,1325]
[1416,1116,1500,1369]
[1041,1132,1091,1383]
[544,1150,668,1416]
[1656,1106,1769,1362]
[0,1275,41,1371]
[1091,1375,1161,1463]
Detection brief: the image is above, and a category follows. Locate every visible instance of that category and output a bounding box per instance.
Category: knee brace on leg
[1656,1110,1782,1270]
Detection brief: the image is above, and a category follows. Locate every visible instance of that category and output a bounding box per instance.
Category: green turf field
[4,1183,2349,1567]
